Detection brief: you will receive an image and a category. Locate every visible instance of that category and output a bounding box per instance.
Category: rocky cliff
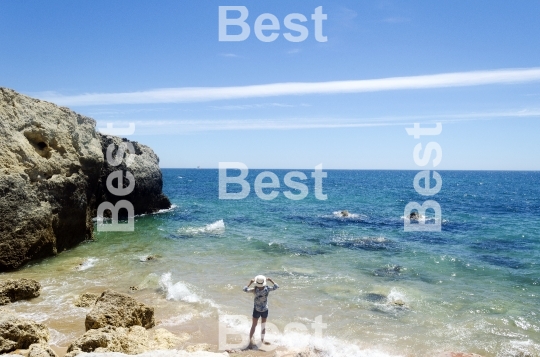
[0,88,171,271]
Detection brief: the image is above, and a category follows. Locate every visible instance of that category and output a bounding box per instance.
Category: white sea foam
[158,313,194,327]
[387,288,407,304]
[16,310,50,323]
[332,211,365,219]
[49,328,77,347]
[159,273,221,312]
[276,332,403,357]
[76,257,98,271]
[218,315,402,357]
[179,219,225,235]
[501,339,540,357]
[156,204,178,214]
[159,273,201,303]
[135,204,178,217]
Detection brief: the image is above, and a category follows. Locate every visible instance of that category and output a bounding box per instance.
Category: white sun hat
[254,275,267,287]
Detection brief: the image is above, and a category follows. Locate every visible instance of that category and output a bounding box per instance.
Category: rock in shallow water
[85,290,155,331]
[0,278,41,305]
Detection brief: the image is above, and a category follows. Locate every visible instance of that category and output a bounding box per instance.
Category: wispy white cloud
[38,67,540,106]
[219,53,240,58]
[95,109,540,135]
[210,102,310,110]
[97,119,391,135]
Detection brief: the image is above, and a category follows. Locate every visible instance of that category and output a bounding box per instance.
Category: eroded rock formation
[0,308,50,353]
[0,278,41,305]
[85,290,155,331]
[0,88,171,271]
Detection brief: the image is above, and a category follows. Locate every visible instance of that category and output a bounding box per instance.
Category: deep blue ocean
[163,169,539,278]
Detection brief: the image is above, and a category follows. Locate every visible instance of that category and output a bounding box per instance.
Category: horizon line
[159,167,540,172]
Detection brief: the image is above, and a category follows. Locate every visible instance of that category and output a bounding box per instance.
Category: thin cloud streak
[40,67,540,106]
[95,109,540,135]
[210,102,309,110]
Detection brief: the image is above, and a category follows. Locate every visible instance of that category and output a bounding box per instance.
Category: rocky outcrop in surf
[74,293,100,308]
[85,290,155,331]
[95,134,171,217]
[0,279,41,305]
[67,290,184,356]
[0,88,171,271]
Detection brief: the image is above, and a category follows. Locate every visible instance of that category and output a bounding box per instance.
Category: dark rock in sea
[373,265,405,278]
[362,292,388,303]
[85,290,155,331]
[0,279,41,305]
[0,88,171,271]
[95,134,171,218]
[0,308,50,353]
[329,236,396,251]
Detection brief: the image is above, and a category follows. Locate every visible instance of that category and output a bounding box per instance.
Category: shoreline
[1,244,531,357]
[0,279,488,357]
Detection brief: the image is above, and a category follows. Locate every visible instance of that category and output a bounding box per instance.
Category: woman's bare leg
[249,317,258,345]
[261,317,267,343]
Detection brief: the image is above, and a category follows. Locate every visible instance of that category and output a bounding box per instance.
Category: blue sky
[1,1,540,170]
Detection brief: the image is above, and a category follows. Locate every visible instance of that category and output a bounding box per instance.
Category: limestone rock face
[0,88,171,271]
[74,292,100,308]
[67,326,183,355]
[70,351,229,357]
[152,328,188,349]
[0,309,49,353]
[0,278,41,305]
[95,134,171,217]
[67,326,149,355]
[85,290,155,331]
[0,88,104,271]
[28,343,59,357]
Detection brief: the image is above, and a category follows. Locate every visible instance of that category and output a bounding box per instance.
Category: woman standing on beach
[243,275,279,346]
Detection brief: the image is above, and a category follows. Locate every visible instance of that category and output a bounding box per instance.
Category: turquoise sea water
[3,169,539,357]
